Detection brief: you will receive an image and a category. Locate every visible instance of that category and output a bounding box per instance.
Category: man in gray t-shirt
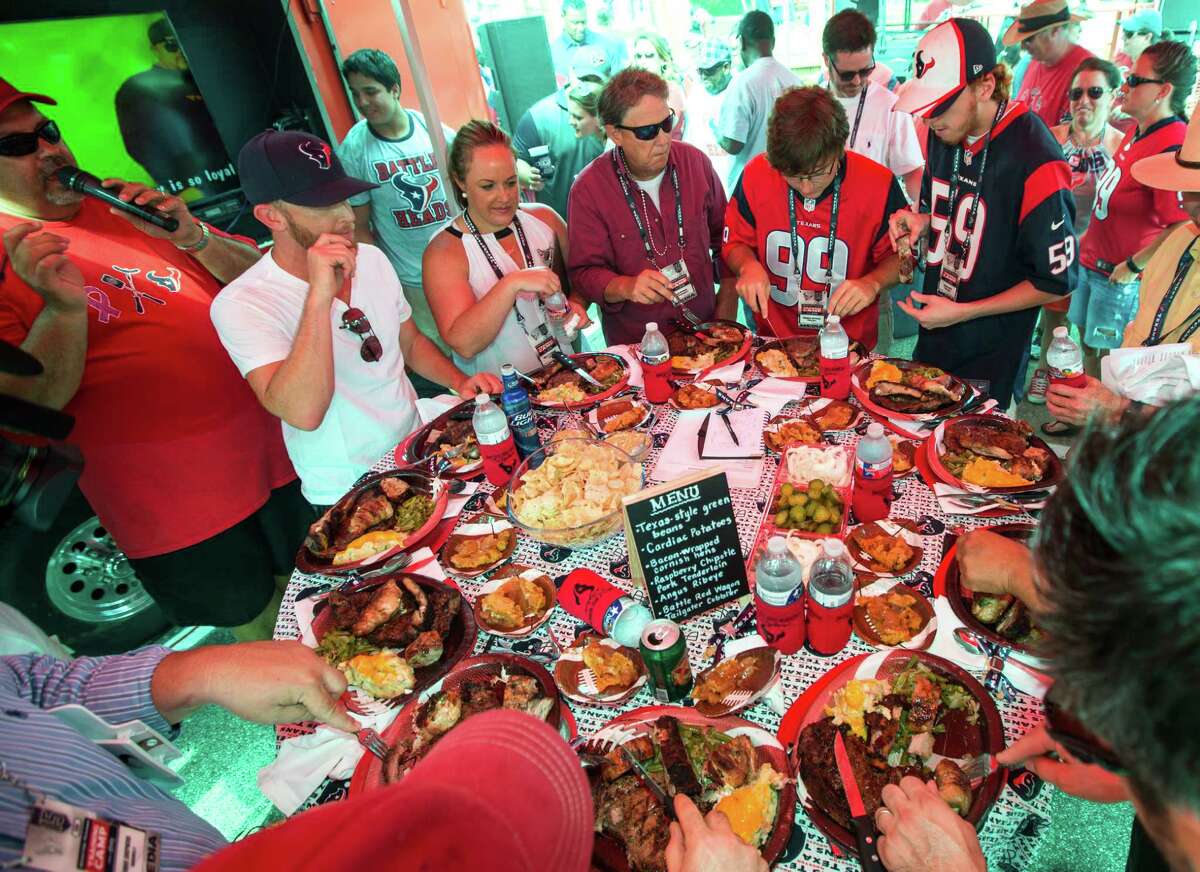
[717,11,800,190]
[336,49,455,349]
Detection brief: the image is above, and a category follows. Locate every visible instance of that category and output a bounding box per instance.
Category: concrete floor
[163,316,1134,867]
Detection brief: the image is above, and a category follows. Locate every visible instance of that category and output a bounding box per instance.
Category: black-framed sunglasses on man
[339,307,382,363]
[1069,86,1109,101]
[614,109,676,141]
[0,119,60,158]
[827,56,876,83]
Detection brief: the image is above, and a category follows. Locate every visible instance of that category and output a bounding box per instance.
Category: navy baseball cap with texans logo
[238,129,377,206]
[895,19,997,119]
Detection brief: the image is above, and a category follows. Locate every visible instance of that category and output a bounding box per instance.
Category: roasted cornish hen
[305,476,423,558]
[326,577,460,650]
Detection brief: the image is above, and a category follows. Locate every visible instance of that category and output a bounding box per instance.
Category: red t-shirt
[1080,117,1188,273]
[1017,44,1095,129]
[0,200,295,558]
[721,152,906,348]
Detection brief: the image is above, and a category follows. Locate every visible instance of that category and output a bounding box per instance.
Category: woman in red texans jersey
[1063,41,1195,396]
[721,86,905,348]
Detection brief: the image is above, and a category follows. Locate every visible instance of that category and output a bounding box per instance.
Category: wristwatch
[1124,256,1144,275]
[175,221,210,253]
[1120,399,1152,424]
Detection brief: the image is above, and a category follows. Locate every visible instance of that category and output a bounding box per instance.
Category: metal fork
[356,727,390,761]
[959,753,995,783]
[677,304,704,328]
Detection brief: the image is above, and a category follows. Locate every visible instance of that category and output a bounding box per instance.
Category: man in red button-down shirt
[567,69,735,346]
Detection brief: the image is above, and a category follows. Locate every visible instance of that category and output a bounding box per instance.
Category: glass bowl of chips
[506,437,644,548]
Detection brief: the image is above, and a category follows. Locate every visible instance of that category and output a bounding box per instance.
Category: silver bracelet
[175,221,210,252]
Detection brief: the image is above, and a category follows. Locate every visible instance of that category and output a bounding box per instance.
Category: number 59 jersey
[1080,116,1187,273]
[919,101,1078,306]
[721,151,907,348]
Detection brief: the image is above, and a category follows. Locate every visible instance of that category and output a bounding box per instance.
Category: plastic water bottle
[500,364,542,459]
[819,315,851,400]
[1046,326,1088,388]
[640,321,673,404]
[754,536,806,654]
[1085,281,1139,350]
[472,393,520,486]
[853,422,894,523]
[806,539,855,655]
[543,290,575,354]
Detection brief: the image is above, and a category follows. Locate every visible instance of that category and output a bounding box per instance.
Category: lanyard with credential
[1143,239,1200,346]
[612,148,684,268]
[940,100,1005,272]
[848,82,868,150]
[461,209,555,359]
[788,170,842,328]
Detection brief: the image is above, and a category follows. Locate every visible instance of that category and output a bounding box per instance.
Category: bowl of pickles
[768,479,849,539]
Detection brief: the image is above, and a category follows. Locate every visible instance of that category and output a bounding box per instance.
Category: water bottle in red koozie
[852,422,894,522]
[1046,326,1087,389]
[754,536,806,654]
[806,539,854,655]
[819,315,851,400]
[472,392,519,486]
[640,321,673,403]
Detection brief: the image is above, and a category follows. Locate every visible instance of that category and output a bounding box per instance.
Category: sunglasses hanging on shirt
[340,307,383,363]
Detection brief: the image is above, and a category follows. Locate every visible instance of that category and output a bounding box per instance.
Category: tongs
[551,350,602,388]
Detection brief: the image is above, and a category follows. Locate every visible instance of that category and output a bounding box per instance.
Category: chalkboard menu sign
[621,470,750,623]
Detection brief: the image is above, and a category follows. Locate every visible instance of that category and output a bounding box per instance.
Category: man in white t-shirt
[211,130,500,507]
[823,10,925,353]
[336,49,456,352]
[684,40,736,194]
[716,11,801,190]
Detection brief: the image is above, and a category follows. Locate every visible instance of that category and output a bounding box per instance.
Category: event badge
[787,271,827,330]
[661,260,697,304]
[23,797,160,872]
[937,247,963,301]
[528,325,559,366]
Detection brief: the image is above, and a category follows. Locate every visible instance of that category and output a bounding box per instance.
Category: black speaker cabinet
[478,16,558,133]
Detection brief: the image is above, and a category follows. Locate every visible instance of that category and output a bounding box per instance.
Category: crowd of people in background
[1,0,1200,867]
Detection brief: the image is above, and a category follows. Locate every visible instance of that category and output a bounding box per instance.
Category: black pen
[717,410,740,446]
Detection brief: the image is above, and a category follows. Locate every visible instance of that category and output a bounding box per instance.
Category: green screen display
[0,12,237,200]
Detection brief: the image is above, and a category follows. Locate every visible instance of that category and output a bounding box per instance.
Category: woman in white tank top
[424,121,592,377]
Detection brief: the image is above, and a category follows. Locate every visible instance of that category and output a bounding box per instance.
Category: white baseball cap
[895,18,998,119]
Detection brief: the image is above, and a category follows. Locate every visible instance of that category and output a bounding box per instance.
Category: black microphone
[54,167,180,232]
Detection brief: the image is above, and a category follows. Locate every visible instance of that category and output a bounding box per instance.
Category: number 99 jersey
[916,102,1078,405]
[721,151,907,348]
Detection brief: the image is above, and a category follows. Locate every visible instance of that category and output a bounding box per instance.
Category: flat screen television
[0,11,239,204]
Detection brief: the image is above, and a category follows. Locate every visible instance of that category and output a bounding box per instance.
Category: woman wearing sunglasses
[628,32,686,142]
[1028,58,1124,405]
[567,68,734,346]
[424,120,590,377]
[1053,41,1195,434]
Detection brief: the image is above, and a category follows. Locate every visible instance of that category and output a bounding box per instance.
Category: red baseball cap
[894,19,997,119]
[194,710,594,872]
[0,77,56,115]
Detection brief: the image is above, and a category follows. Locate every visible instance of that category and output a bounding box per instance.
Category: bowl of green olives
[768,478,849,539]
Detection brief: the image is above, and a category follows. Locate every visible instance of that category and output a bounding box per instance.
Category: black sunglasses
[1044,689,1126,775]
[0,119,61,158]
[1125,73,1165,88]
[158,38,180,52]
[828,56,876,83]
[615,109,676,141]
[340,307,383,363]
[1069,86,1109,101]
[1123,29,1153,38]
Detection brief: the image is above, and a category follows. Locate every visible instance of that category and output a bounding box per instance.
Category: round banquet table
[273,356,1055,871]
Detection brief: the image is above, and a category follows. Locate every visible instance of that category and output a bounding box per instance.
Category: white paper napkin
[746,377,809,417]
[258,707,396,815]
[704,359,746,384]
[933,482,1052,516]
[701,408,767,458]
[443,482,479,518]
[415,394,462,425]
[607,344,645,388]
